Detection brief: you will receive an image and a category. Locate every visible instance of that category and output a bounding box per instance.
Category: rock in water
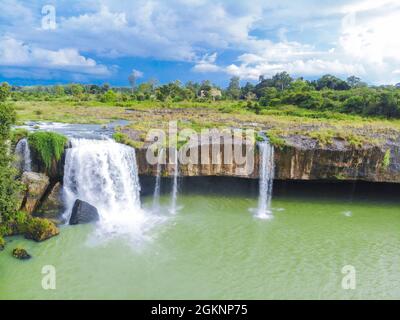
[24,217,60,242]
[69,200,100,225]
[12,248,31,260]
[20,172,50,214]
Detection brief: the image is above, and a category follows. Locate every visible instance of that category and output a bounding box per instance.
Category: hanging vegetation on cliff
[28,131,67,170]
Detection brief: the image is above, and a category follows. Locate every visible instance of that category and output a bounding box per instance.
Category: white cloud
[131,69,144,78]
[1,0,400,83]
[192,53,221,73]
[0,36,110,76]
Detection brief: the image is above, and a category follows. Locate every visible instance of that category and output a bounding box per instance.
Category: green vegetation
[28,131,68,170]
[10,128,29,146]
[265,131,286,149]
[0,236,5,250]
[8,72,400,119]
[113,132,144,149]
[383,149,391,169]
[24,217,59,242]
[0,82,24,246]
[5,74,400,149]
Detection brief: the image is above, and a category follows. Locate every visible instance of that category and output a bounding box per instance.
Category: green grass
[12,99,400,149]
[28,131,68,169]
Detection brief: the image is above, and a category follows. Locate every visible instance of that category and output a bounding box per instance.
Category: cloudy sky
[0,0,399,86]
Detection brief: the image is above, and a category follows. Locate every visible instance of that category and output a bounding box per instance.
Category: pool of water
[1,180,400,299]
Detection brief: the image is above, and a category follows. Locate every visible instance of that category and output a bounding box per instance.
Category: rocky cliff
[135,136,399,183]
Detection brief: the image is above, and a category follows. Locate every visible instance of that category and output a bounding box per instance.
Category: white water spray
[152,148,164,210]
[15,138,32,172]
[169,148,179,214]
[256,141,275,219]
[63,138,162,240]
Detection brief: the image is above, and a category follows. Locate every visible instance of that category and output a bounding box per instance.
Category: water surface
[1,181,399,300]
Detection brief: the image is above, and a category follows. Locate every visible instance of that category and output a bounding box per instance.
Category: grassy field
[13,99,400,148]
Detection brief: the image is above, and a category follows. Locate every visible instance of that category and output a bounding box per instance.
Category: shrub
[24,217,59,242]
[113,132,144,149]
[10,128,29,147]
[28,131,67,169]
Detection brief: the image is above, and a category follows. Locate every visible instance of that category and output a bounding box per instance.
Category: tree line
[4,72,400,118]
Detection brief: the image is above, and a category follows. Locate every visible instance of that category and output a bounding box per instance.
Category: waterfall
[256,140,275,219]
[15,138,32,172]
[169,148,179,214]
[152,148,164,210]
[63,138,161,239]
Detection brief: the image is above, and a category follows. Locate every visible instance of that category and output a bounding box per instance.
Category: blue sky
[1,0,400,87]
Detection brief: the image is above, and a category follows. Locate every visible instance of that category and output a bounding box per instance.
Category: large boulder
[36,182,64,223]
[24,217,60,242]
[69,200,100,225]
[20,172,50,214]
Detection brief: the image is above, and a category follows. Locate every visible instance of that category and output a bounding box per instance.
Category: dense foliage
[0,83,24,245]
[28,131,68,170]
[5,73,400,118]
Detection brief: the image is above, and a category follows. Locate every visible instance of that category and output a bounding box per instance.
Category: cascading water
[256,140,275,219]
[169,148,179,214]
[15,138,32,172]
[152,148,164,210]
[63,138,162,241]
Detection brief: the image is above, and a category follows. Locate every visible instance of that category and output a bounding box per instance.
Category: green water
[1,183,400,299]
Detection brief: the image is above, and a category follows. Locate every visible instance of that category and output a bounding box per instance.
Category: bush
[28,131,67,169]
[1,101,23,231]
[10,128,29,147]
[24,217,59,242]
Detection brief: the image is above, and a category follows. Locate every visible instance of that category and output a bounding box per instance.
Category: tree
[101,83,110,93]
[0,82,11,102]
[70,84,84,98]
[347,76,361,88]
[316,75,350,90]
[226,76,241,100]
[272,72,293,91]
[210,88,222,101]
[54,85,65,96]
[0,84,22,230]
[101,89,117,103]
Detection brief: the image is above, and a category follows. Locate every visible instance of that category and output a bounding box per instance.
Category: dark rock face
[35,182,64,224]
[69,200,100,225]
[12,248,31,260]
[30,146,66,182]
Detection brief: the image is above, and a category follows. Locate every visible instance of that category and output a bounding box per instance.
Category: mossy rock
[24,217,59,242]
[12,247,31,260]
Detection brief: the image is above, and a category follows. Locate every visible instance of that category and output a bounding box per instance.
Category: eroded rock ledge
[135,136,399,183]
